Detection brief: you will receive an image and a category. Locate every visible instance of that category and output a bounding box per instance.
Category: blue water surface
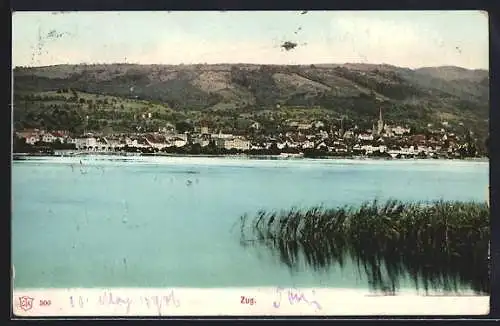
[11,156,489,289]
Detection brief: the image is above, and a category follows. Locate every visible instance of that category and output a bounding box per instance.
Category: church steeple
[377,107,384,135]
[339,116,345,138]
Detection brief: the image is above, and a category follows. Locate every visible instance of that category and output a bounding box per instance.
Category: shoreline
[12,152,490,163]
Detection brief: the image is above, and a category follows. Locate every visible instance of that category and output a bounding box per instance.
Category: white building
[301,140,315,149]
[75,137,98,149]
[297,123,312,131]
[361,145,387,153]
[417,145,428,152]
[173,138,187,148]
[42,133,57,143]
[316,141,327,149]
[66,137,77,144]
[358,133,374,141]
[23,134,40,145]
[224,138,251,151]
[250,144,265,150]
[312,121,325,129]
[391,126,411,136]
[211,132,233,140]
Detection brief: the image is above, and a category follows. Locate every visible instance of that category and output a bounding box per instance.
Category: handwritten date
[68,290,180,316]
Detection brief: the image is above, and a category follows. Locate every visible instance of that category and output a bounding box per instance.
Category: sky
[12,11,489,69]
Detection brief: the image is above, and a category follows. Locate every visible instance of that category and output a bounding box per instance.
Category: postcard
[11,10,490,317]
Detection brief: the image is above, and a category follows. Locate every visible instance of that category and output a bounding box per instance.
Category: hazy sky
[12,11,489,69]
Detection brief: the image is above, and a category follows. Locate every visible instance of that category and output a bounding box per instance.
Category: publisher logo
[19,296,34,311]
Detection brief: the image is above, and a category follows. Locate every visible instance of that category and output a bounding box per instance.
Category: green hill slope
[13,63,489,137]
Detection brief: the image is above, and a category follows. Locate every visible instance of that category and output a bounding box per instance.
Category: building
[103,138,125,151]
[343,131,355,139]
[74,137,98,150]
[361,144,387,154]
[358,133,374,141]
[172,138,187,148]
[211,131,234,141]
[51,131,66,142]
[391,126,411,136]
[411,134,427,144]
[338,117,345,138]
[250,122,261,130]
[173,133,188,142]
[144,135,168,150]
[42,133,58,143]
[312,121,325,129]
[159,123,176,134]
[377,107,384,135]
[16,131,40,145]
[318,130,329,140]
[301,140,315,149]
[223,137,251,151]
[297,123,312,131]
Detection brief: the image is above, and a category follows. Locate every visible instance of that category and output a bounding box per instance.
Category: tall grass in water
[239,200,490,295]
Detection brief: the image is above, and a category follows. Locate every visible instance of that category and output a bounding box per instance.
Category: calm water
[12,156,489,290]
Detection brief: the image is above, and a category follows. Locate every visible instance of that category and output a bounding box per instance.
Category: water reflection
[239,201,490,295]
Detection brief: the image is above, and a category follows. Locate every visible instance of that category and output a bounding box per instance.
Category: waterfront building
[223,137,251,151]
[16,131,40,145]
[75,137,97,150]
[41,133,57,143]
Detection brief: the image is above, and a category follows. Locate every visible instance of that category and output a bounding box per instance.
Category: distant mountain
[12,63,489,137]
[414,66,488,82]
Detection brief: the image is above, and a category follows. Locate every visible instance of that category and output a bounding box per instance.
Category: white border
[12,288,490,316]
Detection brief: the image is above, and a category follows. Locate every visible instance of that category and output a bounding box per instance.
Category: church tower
[377,107,384,135]
[339,116,345,138]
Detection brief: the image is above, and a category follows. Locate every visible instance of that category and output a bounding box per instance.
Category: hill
[12,63,489,138]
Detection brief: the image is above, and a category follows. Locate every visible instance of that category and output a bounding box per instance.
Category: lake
[11,156,489,291]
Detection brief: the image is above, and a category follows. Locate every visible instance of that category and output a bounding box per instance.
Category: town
[13,108,485,160]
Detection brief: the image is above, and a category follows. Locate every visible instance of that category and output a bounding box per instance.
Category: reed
[239,199,490,295]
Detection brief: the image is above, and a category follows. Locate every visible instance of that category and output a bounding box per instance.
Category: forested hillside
[13,63,489,139]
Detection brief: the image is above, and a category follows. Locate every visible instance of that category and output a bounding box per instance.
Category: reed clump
[239,199,490,295]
